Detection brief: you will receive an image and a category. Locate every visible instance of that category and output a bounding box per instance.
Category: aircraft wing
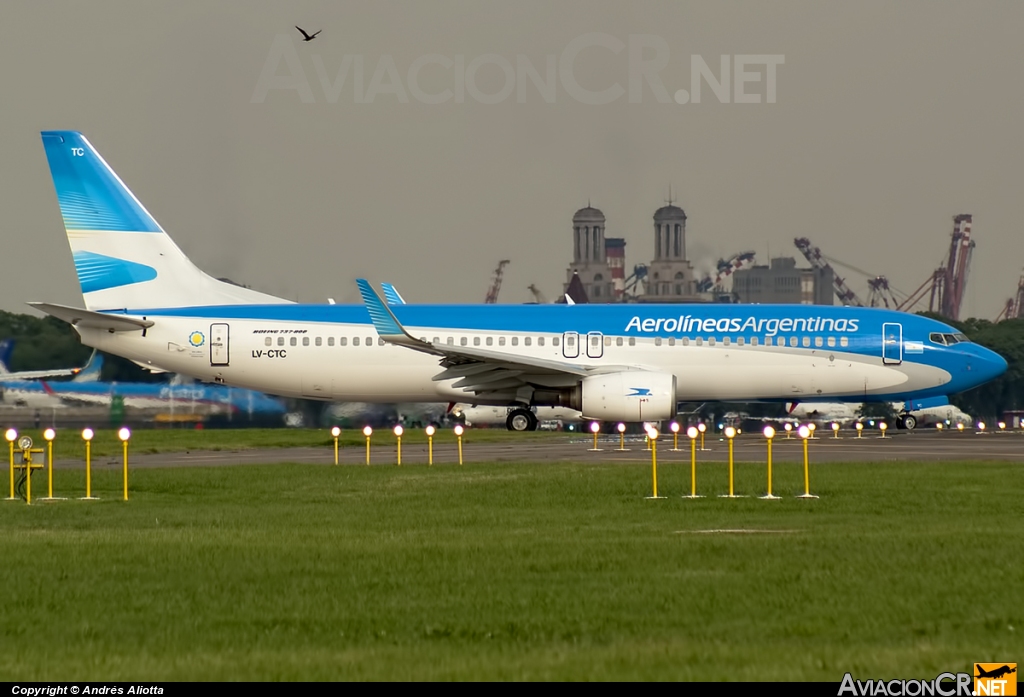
[356,280,636,398]
[27,302,154,332]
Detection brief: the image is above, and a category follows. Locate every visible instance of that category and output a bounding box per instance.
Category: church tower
[641,196,699,301]
[565,205,614,301]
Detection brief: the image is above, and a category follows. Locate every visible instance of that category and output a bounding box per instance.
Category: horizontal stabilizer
[27,302,154,332]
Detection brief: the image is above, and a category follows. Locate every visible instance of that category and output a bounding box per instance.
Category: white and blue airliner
[30,131,1006,431]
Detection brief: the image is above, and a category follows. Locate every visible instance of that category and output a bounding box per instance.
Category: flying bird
[295,26,321,42]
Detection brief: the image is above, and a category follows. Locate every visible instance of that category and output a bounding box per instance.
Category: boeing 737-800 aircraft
[29,131,1007,429]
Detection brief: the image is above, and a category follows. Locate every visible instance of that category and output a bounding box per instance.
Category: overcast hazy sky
[3,1,1023,319]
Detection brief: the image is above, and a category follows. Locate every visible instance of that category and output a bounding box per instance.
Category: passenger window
[566,336,575,347]
[303,337,310,347]
[709,337,717,346]
[628,337,636,346]
[814,337,822,348]
[461,337,468,346]
[278,337,285,346]
[616,337,623,347]
[328,337,335,346]
[366,337,373,346]
[378,338,385,346]
[696,337,703,346]
[668,338,676,347]
[790,337,798,347]
[827,337,835,348]
[512,337,519,346]
[840,337,849,347]
[539,337,545,347]
[447,337,454,345]
[339,337,347,346]
[473,337,480,346]
[723,337,731,346]
[802,337,810,348]
[525,337,532,347]
[265,337,272,347]
[552,337,558,347]
[682,337,690,346]
[737,337,744,346]
[315,337,322,347]
[499,337,506,346]
[486,337,493,346]
[290,337,297,347]
[655,338,662,346]
[353,337,360,347]
[751,337,758,346]
[603,337,610,347]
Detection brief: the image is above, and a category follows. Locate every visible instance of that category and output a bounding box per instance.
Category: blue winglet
[356,279,405,337]
[381,282,406,306]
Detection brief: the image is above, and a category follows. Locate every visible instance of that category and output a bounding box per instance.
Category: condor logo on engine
[627,388,652,397]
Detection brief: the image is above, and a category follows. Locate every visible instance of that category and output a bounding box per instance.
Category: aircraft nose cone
[973,345,1008,384]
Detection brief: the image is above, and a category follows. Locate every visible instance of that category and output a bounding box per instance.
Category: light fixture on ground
[831,422,841,439]
[645,428,664,499]
[670,422,680,451]
[118,427,131,501]
[616,422,627,451]
[40,428,63,502]
[5,428,17,501]
[331,426,341,465]
[394,425,404,465]
[807,422,817,439]
[81,428,98,500]
[720,426,743,498]
[425,425,436,465]
[797,425,818,499]
[855,422,864,438]
[784,422,793,439]
[760,426,780,500]
[589,421,601,451]
[697,422,708,450]
[977,422,986,434]
[683,426,701,499]
[879,421,888,439]
[363,426,373,465]
[454,424,464,465]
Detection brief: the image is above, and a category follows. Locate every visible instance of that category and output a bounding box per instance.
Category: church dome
[573,206,605,223]
[654,204,686,221]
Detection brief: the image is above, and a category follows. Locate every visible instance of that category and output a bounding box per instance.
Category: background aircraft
[0,338,96,380]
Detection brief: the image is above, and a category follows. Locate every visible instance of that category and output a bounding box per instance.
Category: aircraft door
[587,332,604,358]
[562,331,579,358]
[210,323,230,366]
[882,322,902,365]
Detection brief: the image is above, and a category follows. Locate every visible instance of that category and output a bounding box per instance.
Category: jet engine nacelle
[580,371,677,422]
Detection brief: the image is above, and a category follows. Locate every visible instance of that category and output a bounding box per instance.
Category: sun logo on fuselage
[189,331,205,347]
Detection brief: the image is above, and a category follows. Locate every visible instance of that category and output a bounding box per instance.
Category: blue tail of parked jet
[0,339,13,373]
[40,131,290,311]
[71,351,103,382]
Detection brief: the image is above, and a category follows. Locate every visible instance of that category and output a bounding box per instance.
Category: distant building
[564,206,614,301]
[732,257,834,305]
[639,202,705,303]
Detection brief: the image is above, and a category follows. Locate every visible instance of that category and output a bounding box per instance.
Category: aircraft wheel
[901,414,917,431]
[507,409,534,432]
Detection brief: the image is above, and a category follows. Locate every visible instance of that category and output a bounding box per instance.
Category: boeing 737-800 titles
[29,131,1007,430]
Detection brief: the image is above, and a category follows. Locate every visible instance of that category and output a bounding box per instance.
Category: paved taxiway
[71,430,1024,469]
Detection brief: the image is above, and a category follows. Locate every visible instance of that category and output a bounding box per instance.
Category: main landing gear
[896,414,917,430]
[506,408,538,432]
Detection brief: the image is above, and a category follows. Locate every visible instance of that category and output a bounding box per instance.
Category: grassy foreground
[0,459,1020,681]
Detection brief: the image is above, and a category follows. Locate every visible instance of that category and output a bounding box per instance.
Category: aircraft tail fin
[71,351,104,383]
[0,339,13,375]
[40,131,291,311]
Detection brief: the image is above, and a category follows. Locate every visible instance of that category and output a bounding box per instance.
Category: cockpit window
[943,334,957,345]
[954,333,969,343]
[930,333,946,345]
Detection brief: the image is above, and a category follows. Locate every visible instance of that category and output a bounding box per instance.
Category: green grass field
[1,458,1019,680]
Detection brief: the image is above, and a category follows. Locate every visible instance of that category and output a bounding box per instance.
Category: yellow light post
[645,428,664,499]
[81,428,98,500]
[118,427,131,501]
[589,421,601,451]
[669,421,680,451]
[698,422,708,451]
[616,422,627,451]
[807,422,817,439]
[40,428,62,501]
[5,428,16,501]
[394,425,404,465]
[363,426,373,465]
[425,425,435,465]
[760,426,780,500]
[683,426,701,499]
[957,422,964,433]
[784,422,793,439]
[454,424,464,465]
[855,422,864,438]
[831,422,841,439]
[331,426,341,465]
[797,425,818,499]
[720,426,742,498]
[936,423,944,432]
[878,421,888,439]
